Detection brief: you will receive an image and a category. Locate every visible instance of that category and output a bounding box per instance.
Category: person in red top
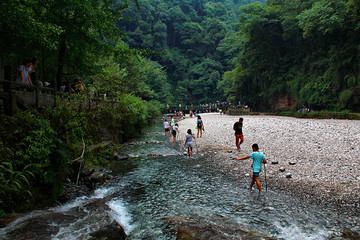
[233,117,244,151]
[71,79,84,94]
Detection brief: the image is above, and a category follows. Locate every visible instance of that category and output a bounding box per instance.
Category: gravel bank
[176,113,360,211]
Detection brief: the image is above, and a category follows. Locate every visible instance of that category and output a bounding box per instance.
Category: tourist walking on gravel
[233,117,244,150]
[170,116,175,129]
[184,129,195,157]
[235,143,266,196]
[164,119,170,138]
[196,115,204,138]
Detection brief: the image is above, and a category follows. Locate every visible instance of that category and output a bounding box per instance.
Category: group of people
[184,115,204,158]
[15,58,38,85]
[233,117,266,196]
[59,78,85,94]
[169,115,266,196]
[15,58,52,88]
[163,117,179,144]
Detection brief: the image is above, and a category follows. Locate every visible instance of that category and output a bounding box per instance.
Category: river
[0,119,359,239]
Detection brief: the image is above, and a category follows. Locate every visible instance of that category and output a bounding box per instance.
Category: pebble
[236,205,243,210]
[279,167,285,172]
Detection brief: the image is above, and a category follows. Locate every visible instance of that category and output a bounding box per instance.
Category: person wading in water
[235,143,267,196]
[184,129,195,158]
[233,117,244,151]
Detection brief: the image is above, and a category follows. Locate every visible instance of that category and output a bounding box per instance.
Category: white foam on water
[51,186,116,212]
[107,199,135,235]
[51,196,89,212]
[52,214,95,240]
[273,221,330,240]
[91,186,117,199]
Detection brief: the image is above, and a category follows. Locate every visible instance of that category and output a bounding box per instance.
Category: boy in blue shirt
[235,143,267,196]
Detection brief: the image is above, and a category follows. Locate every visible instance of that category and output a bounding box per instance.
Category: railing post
[53,88,57,107]
[3,80,10,115]
[8,82,17,116]
[3,80,16,116]
[36,81,40,108]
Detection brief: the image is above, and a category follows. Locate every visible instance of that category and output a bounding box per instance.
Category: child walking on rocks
[184,129,195,157]
[196,115,203,138]
[172,123,179,143]
[236,143,267,196]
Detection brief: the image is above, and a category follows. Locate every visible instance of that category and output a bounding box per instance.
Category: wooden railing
[0,79,56,115]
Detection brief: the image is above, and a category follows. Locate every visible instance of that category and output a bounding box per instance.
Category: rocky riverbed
[176,113,360,212]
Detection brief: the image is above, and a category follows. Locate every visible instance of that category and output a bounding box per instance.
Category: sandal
[258,192,264,197]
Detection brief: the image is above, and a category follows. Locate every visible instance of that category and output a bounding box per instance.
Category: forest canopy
[1,0,359,111]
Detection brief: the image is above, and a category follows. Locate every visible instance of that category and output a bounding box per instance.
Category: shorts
[186,142,193,148]
[165,128,170,132]
[253,172,260,178]
[172,130,177,135]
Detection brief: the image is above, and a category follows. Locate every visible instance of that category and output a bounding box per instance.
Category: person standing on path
[235,143,266,196]
[170,116,175,130]
[233,117,244,150]
[164,119,170,138]
[196,115,203,138]
[172,123,179,143]
[184,129,195,158]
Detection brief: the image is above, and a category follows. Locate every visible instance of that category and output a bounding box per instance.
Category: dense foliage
[0,92,160,215]
[219,0,360,111]
[0,0,163,215]
[119,0,264,104]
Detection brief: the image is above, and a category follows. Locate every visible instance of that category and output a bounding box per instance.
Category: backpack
[197,119,203,128]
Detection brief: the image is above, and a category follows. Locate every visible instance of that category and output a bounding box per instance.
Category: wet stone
[285,173,293,178]
[113,152,128,160]
[236,205,244,211]
[89,221,126,240]
[279,167,285,172]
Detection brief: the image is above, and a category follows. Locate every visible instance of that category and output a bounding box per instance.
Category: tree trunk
[0,51,4,81]
[56,33,67,90]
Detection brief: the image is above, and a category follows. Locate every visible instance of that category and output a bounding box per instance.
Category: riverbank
[226,109,360,120]
[176,113,360,212]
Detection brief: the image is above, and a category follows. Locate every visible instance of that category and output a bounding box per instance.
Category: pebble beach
[176,113,360,211]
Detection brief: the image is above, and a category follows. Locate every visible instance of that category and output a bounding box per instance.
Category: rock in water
[342,228,360,238]
[285,173,293,178]
[89,221,127,240]
[279,167,285,172]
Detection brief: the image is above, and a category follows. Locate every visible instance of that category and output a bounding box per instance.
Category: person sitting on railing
[15,59,33,85]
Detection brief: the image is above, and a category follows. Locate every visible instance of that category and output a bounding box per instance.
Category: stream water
[1,120,359,240]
